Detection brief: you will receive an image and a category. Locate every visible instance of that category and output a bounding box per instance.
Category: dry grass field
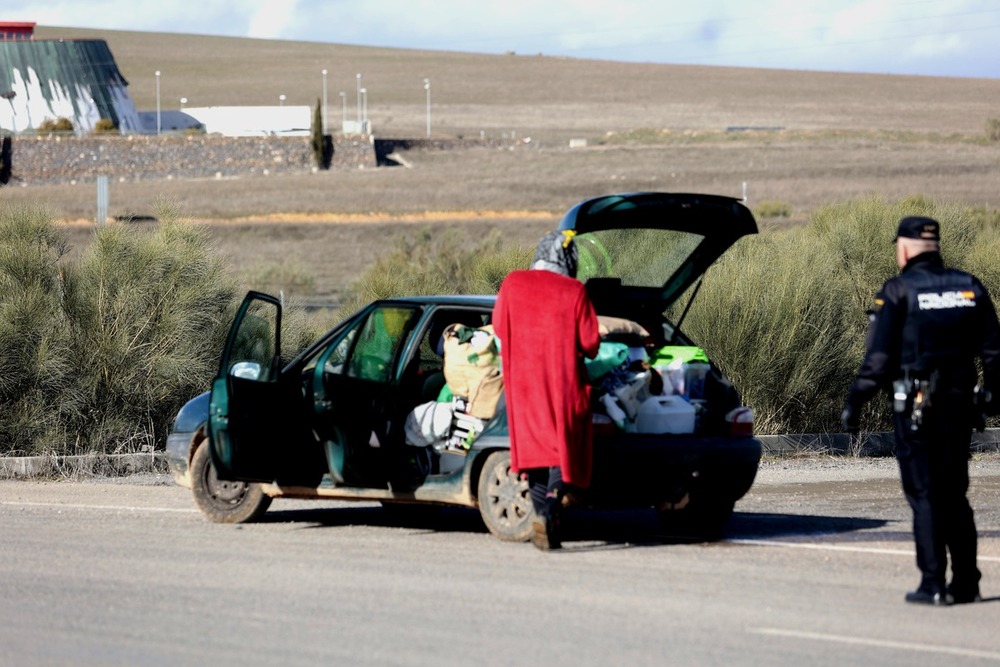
[9,26,1000,298]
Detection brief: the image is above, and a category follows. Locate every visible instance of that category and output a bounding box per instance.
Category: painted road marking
[0,500,198,513]
[733,538,1000,563]
[748,627,1000,661]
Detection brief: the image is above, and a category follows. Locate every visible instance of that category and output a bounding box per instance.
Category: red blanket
[494,270,600,486]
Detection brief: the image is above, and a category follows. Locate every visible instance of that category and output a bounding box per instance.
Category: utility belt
[893,371,936,431]
[893,368,987,432]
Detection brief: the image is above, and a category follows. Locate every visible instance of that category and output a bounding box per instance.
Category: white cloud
[247,0,299,40]
[6,0,1000,77]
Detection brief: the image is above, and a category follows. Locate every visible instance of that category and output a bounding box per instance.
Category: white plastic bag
[404,401,455,447]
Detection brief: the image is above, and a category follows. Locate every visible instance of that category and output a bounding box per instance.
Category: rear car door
[309,302,423,487]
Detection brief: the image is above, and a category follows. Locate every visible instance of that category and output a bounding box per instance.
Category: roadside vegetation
[2,196,998,455]
[0,202,238,455]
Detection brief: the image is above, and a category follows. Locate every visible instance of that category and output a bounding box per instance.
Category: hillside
[34,25,1000,141]
[8,26,1000,299]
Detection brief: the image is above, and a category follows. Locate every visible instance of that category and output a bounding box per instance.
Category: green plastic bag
[650,345,708,367]
[585,342,630,381]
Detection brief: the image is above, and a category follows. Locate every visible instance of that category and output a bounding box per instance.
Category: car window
[228,300,278,380]
[576,228,704,288]
[345,306,419,382]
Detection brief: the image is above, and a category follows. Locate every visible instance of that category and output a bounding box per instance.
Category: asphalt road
[2,458,999,667]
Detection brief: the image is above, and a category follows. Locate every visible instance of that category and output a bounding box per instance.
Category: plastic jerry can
[635,395,696,434]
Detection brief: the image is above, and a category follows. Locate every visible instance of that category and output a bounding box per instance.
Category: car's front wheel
[190,441,272,523]
[476,451,535,542]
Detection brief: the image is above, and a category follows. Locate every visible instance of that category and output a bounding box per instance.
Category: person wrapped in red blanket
[493,230,600,550]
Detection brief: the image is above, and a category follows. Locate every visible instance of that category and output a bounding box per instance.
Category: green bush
[685,195,1000,434]
[0,204,74,453]
[93,118,118,134]
[243,259,316,296]
[986,118,1000,142]
[36,117,74,134]
[753,200,792,219]
[60,209,240,451]
[0,202,242,455]
[310,99,331,169]
[338,227,532,315]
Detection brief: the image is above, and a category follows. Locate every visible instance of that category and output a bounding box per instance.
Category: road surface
[2,456,998,666]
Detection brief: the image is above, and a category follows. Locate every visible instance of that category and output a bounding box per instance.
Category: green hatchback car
[166,192,762,541]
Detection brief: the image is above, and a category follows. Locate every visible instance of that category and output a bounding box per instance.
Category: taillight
[726,407,754,436]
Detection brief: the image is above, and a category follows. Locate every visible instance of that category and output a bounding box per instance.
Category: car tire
[190,442,272,524]
[476,451,535,542]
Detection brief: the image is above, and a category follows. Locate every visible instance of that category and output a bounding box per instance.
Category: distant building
[1,21,36,40]
[139,106,312,137]
[0,34,142,134]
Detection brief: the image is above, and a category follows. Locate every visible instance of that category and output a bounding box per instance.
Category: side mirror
[230,361,262,380]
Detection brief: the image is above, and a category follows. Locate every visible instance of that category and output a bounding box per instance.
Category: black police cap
[895,216,940,242]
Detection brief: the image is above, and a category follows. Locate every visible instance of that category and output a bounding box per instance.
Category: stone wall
[8,134,378,185]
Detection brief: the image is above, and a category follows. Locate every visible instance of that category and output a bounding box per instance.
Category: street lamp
[360,88,368,134]
[339,91,346,132]
[423,78,431,138]
[355,73,362,130]
[180,97,187,109]
[155,70,161,136]
[279,94,286,107]
[321,69,328,133]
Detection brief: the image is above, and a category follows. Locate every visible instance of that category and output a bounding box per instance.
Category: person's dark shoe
[947,584,982,604]
[530,514,561,551]
[904,589,951,606]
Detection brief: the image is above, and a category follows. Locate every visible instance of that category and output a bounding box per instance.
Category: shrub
[310,99,331,169]
[753,200,792,219]
[93,118,118,134]
[59,204,239,452]
[986,118,1000,142]
[0,201,243,455]
[243,260,316,296]
[0,204,74,454]
[36,117,74,134]
[338,227,531,316]
[685,195,1000,435]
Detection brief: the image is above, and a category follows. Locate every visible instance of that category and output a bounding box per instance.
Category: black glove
[841,405,860,434]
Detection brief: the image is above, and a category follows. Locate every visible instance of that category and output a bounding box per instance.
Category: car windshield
[575,228,704,288]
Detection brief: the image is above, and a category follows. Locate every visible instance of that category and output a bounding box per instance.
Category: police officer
[842,215,1000,606]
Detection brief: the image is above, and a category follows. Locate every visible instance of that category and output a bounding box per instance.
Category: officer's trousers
[894,405,981,594]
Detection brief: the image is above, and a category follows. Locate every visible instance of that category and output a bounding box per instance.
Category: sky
[6,0,1000,79]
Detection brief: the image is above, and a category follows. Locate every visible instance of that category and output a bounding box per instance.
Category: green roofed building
[1,23,141,134]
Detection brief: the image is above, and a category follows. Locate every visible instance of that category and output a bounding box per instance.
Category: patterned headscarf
[531,230,578,278]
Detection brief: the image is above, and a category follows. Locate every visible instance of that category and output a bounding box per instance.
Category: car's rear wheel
[476,451,535,542]
[191,441,272,523]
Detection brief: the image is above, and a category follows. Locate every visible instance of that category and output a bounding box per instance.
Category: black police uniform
[844,218,1000,605]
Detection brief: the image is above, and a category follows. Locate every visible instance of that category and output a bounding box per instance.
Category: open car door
[309,302,423,488]
[208,291,285,482]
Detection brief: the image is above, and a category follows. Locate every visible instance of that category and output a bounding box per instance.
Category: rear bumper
[589,435,762,508]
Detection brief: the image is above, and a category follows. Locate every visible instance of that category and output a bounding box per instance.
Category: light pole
[423,78,431,138]
[355,73,362,131]
[321,69,328,133]
[180,97,187,109]
[155,70,161,136]
[339,91,346,132]
[279,94,286,107]
[360,88,368,134]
